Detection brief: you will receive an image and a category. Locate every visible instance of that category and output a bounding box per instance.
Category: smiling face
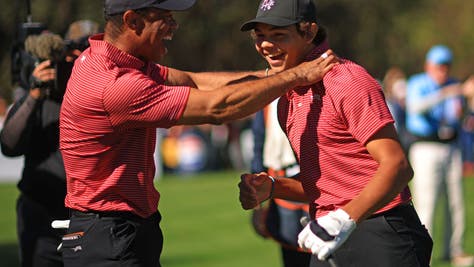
[137,8,178,62]
[104,7,179,63]
[252,22,316,73]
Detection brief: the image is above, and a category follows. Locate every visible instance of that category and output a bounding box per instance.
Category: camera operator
[0,21,98,267]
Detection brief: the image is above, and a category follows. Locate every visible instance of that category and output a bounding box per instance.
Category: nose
[259,39,275,50]
[167,16,178,29]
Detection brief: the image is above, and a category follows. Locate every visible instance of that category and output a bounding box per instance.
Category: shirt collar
[88,34,146,70]
[287,39,330,96]
[304,38,330,62]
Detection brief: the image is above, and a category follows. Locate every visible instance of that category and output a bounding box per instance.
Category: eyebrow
[255,25,292,32]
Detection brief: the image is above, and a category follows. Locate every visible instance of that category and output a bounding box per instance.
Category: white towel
[263,99,298,172]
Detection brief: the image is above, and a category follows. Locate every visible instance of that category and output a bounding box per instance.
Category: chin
[153,48,167,62]
[270,65,287,73]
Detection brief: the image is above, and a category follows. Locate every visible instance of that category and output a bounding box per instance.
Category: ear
[304,23,318,43]
[122,10,144,33]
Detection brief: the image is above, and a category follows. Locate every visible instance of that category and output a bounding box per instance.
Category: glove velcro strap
[309,221,335,241]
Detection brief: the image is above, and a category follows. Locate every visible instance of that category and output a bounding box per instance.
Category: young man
[238,0,433,266]
[58,0,337,266]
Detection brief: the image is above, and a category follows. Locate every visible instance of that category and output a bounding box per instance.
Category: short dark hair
[104,8,151,41]
[295,22,327,46]
[104,13,124,41]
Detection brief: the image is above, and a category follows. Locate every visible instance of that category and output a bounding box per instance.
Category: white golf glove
[298,209,356,261]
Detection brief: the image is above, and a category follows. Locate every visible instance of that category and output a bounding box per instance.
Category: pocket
[381,214,432,266]
[59,217,94,266]
[109,218,138,259]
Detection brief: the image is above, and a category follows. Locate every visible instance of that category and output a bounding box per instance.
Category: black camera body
[14,25,75,101]
[11,22,47,90]
[27,56,74,100]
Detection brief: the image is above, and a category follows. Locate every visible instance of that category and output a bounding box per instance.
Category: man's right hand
[238,173,274,210]
[31,60,56,85]
[30,60,56,99]
[289,49,339,87]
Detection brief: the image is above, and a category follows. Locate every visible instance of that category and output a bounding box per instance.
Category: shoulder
[326,60,377,84]
[407,73,429,87]
[323,59,381,95]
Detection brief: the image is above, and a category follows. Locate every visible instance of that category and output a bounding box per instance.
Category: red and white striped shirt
[60,34,190,218]
[278,47,411,219]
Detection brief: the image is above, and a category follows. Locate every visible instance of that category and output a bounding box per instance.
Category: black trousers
[310,204,433,267]
[281,246,311,267]
[17,194,66,267]
[61,210,163,267]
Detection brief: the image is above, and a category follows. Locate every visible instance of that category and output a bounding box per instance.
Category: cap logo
[260,0,275,11]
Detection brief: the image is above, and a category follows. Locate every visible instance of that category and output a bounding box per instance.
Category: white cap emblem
[260,0,275,11]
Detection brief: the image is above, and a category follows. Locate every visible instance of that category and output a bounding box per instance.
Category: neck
[304,39,330,61]
[104,31,144,61]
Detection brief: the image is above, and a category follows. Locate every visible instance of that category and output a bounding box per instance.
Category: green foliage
[1,0,473,101]
[0,171,473,267]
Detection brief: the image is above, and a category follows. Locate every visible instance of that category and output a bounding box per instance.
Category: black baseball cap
[241,0,316,31]
[105,0,196,16]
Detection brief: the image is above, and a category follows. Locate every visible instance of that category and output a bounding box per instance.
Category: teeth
[268,53,283,58]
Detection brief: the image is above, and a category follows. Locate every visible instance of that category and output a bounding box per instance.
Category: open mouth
[267,52,285,61]
[266,52,286,66]
[163,33,174,41]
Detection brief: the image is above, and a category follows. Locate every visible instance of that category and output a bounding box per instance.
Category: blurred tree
[0,0,473,102]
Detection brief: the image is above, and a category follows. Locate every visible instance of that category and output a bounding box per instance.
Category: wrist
[334,209,353,222]
[30,88,42,99]
[266,175,275,200]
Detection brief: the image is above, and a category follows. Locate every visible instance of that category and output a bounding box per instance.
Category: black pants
[310,204,433,267]
[61,210,163,267]
[281,247,311,267]
[17,194,66,267]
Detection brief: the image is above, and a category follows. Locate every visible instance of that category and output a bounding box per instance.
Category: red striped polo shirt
[60,34,190,218]
[278,47,411,219]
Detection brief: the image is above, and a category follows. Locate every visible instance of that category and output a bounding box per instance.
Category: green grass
[0,170,473,267]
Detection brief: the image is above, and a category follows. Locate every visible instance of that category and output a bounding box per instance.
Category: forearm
[273,177,308,202]
[1,95,37,155]
[178,68,301,125]
[407,93,444,114]
[407,83,462,114]
[167,67,266,91]
[185,70,266,91]
[342,159,412,223]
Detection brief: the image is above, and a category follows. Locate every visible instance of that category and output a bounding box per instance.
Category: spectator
[63,20,100,60]
[461,76,474,176]
[57,0,337,266]
[382,66,412,151]
[0,95,7,129]
[0,22,98,267]
[238,0,432,266]
[250,98,311,267]
[406,44,474,267]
